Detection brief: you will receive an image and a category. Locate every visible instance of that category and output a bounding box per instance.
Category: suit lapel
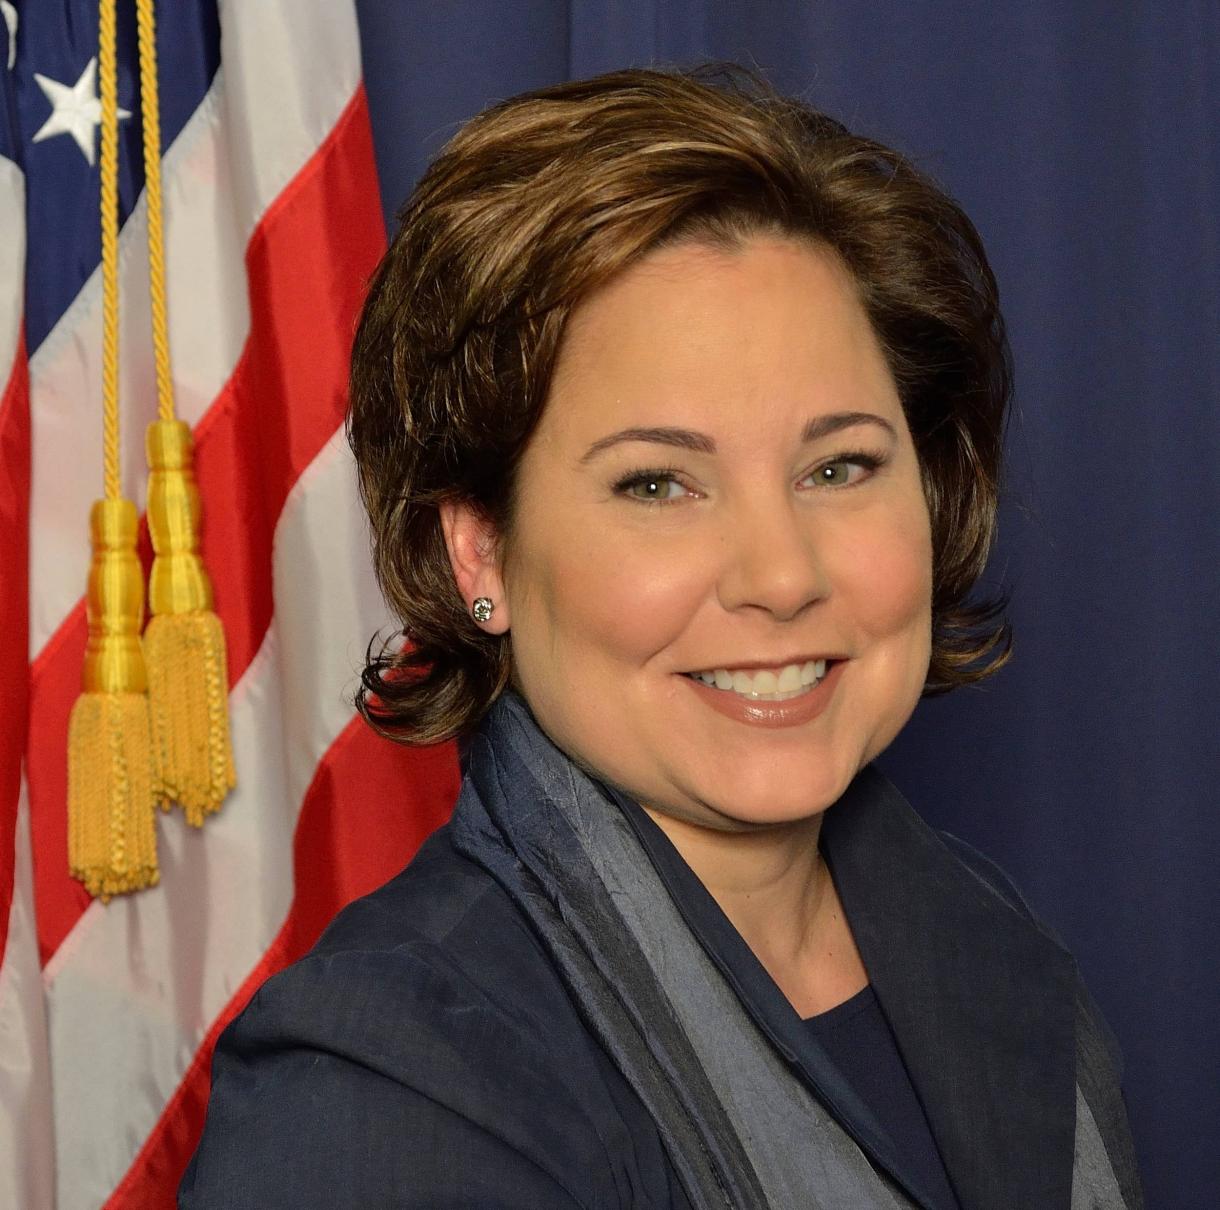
[820,765,1078,1210]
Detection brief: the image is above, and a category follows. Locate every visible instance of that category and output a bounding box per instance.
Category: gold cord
[98,0,120,497]
[135,0,175,423]
[136,0,237,822]
[67,0,160,899]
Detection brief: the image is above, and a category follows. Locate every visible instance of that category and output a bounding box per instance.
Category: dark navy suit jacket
[179,764,1138,1208]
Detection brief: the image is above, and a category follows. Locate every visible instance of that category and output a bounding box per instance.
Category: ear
[438,499,511,634]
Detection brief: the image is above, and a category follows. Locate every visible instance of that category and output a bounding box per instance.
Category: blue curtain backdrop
[354,5,1219,1207]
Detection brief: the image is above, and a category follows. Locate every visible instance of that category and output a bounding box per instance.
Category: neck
[640,806,829,974]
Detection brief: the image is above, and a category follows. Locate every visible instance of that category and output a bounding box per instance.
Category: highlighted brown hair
[348,65,1012,746]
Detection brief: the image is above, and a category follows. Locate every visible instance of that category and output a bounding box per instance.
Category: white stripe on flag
[43,424,391,1210]
[217,0,363,225]
[0,156,22,360]
[0,137,47,1210]
[0,782,55,1210]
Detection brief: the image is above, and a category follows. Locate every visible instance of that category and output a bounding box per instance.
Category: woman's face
[467,235,932,830]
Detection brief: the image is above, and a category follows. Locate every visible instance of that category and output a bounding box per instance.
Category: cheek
[837,504,934,645]
[510,507,710,673]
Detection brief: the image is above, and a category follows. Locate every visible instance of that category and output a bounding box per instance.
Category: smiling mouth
[682,659,834,702]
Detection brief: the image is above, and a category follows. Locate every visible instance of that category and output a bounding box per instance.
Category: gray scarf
[449,691,1139,1209]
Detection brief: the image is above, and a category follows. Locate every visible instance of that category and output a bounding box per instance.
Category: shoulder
[242,825,576,1065]
[182,827,665,1209]
[934,828,1051,929]
[934,827,1128,1085]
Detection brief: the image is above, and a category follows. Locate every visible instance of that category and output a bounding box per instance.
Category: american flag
[0,2,459,1204]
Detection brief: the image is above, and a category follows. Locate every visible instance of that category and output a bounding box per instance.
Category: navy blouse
[804,984,963,1210]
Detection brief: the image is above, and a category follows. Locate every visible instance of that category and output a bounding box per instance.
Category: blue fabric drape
[354,5,1219,1207]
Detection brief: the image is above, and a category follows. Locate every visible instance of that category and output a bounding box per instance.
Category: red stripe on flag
[102,716,460,1209]
[0,333,30,963]
[27,86,387,966]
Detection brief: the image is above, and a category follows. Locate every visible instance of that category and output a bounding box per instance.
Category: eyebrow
[578,410,897,463]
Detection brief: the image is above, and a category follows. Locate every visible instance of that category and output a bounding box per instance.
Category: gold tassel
[67,499,160,899]
[143,419,236,827]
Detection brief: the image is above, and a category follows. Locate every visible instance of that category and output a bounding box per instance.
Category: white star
[31,57,131,166]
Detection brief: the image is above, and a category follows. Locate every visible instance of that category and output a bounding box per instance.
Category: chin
[685,756,861,830]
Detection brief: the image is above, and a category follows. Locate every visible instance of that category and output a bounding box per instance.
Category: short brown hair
[348,65,1013,746]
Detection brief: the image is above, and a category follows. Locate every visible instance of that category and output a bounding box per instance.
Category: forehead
[542,235,902,443]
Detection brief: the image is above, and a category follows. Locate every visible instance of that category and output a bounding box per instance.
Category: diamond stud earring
[471,597,494,623]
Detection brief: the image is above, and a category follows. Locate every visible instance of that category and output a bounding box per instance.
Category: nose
[715,494,831,621]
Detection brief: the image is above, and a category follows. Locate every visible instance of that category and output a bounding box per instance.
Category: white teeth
[687,659,833,700]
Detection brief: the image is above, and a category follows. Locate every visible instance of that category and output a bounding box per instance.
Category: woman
[181,67,1143,1208]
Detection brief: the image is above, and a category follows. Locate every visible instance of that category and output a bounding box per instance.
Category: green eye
[808,454,883,487]
[621,473,685,502]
